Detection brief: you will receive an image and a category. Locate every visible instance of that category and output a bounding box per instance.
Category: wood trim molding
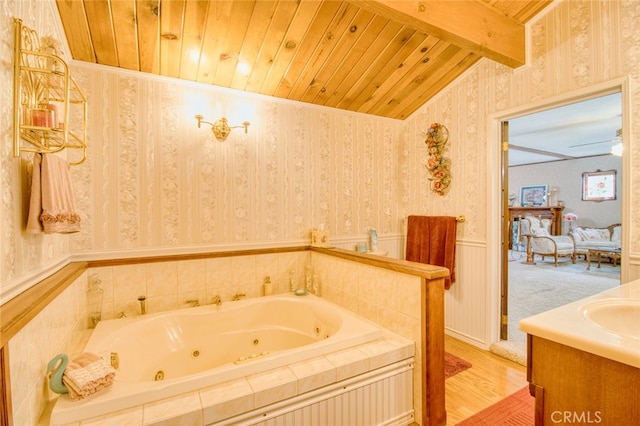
[86,246,309,268]
[311,247,450,280]
[0,346,12,426]
[0,262,88,349]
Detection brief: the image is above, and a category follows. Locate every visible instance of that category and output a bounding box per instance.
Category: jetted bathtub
[50,293,385,424]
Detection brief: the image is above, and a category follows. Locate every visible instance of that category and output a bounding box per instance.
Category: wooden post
[0,346,12,426]
[421,276,446,425]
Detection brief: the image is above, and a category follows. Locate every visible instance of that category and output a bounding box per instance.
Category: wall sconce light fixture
[195,114,250,141]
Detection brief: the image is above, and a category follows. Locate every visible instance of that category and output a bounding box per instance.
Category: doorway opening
[492,85,625,365]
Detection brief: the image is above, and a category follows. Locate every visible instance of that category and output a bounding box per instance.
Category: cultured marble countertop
[519,280,640,368]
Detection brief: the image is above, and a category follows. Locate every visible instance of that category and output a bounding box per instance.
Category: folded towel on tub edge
[62,352,116,401]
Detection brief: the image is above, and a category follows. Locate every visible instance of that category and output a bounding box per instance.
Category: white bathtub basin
[50,293,387,424]
[581,298,640,339]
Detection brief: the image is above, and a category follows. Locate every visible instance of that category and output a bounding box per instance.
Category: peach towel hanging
[26,153,81,234]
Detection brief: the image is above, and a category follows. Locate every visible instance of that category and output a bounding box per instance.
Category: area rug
[456,386,534,425]
[445,352,472,379]
[491,251,619,365]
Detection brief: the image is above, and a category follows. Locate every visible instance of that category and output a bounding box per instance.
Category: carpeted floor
[455,386,533,425]
[491,250,620,365]
[444,352,472,379]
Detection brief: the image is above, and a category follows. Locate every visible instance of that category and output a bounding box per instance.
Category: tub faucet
[110,352,119,369]
[186,299,199,307]
[138,296,147,315]
[89,313,101,329]
[212,295,222,306]
[232,293,246,301]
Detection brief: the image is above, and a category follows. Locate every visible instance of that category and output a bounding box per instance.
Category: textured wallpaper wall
[403,0,640,244]
[68,67,402,254]
[403,0,640,343]
[1,0,75,302]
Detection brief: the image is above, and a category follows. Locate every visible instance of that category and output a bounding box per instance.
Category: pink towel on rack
[406,215,457,289]
[26,153,81,234]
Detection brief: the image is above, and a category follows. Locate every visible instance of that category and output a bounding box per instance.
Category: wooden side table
[586,248,621,270]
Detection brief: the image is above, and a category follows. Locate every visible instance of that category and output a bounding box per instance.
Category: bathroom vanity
[520,281,640,425]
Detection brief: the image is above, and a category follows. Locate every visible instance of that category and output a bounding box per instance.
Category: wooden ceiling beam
[352,0,526,68]
[509,144,577,160]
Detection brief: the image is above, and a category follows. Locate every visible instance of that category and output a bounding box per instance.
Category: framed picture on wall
[582,169,616,201]
[520,185,548,206]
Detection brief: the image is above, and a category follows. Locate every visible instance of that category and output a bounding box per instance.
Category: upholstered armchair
[521,216,576,266]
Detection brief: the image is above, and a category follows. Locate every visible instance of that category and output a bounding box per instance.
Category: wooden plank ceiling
[55,0,551,120]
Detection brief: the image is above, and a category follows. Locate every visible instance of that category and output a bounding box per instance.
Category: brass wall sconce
[195,114,250,141]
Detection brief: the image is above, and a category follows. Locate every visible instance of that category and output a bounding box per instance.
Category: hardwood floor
[444,334,529,425]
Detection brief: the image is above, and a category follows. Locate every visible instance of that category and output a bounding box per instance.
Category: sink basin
[581,299,640,340]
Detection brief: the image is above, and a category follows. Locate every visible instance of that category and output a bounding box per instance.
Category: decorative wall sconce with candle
[195,114,250,141]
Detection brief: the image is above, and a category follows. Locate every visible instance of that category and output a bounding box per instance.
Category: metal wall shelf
[13,18,87,165]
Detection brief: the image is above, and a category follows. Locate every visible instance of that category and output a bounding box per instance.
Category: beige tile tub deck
[51,333,414,426]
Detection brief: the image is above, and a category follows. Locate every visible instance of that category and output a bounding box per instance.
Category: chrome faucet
[212,295,222,306]
[138,296,147,315]
[232,293,246,301]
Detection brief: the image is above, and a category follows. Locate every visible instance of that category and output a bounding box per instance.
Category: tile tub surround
[310,248,449,425]
[4,246,446,426]
[3,250,308,426]
[7,271,91,426]
[47,333,414,426]
[87,250,312,320]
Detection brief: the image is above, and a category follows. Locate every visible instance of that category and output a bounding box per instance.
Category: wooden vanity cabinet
[527,335,640,425]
